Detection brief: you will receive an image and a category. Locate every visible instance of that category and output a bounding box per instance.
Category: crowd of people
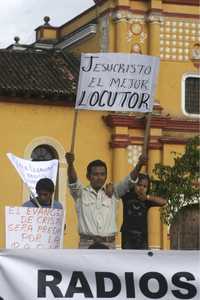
[23,153,167,250]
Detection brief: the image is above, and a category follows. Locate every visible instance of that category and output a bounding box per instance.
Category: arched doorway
[170,204,199,250]
[31,144,59,200]
[23,136,67,207]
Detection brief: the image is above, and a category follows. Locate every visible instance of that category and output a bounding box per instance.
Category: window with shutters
[182,74,200,117]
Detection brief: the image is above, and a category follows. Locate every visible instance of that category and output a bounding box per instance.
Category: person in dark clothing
[121,173,166,249]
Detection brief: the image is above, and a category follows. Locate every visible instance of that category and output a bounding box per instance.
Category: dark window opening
[184,76,200,115]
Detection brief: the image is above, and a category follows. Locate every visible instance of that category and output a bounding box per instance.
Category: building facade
[0,0,199,249]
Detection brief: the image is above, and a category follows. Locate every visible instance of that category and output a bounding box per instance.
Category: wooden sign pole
[142,112,152,157]
[70,110,79,153]
[30,190,41,208]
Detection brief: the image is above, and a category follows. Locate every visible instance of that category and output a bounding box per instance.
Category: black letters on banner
[139,272,168,299]
[78,90,150,110]
[78,90,87,107]
[125,272,135,298]
[89,92,99,107]
[82,56,98,72]
[38,270,63,298]
[172,272,197,299]
[127,93,139,109]
[138,93,150,109]
[37,269,198,299]
[95,272,121,298]
[65,271,93,298]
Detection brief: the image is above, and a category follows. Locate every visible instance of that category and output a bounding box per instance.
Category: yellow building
[0,0,199,249]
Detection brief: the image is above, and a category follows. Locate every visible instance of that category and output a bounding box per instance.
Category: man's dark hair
[36,178,54,193]
[88,242,109,249]
[87,160,107,176]
[138,173,151,193]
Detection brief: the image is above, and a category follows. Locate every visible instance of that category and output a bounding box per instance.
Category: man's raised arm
[130,154,147,182]
[65,152,78,184]
[114,154,147,198]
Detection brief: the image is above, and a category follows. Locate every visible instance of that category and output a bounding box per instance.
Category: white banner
[7,153,58,196]
[76,53,160,113]
[0,250,199,300]
[5,207,64,249]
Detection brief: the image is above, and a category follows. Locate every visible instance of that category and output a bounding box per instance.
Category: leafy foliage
[151,136,200,225]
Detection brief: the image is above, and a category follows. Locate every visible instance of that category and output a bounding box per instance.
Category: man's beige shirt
[68,175,135,237]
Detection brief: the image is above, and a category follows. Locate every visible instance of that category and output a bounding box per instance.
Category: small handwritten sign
[7,153,58,196]
[76,53,160,113]
[6,207,64,249]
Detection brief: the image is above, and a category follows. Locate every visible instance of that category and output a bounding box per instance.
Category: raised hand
[138,154,148,166]
[65,152,75,165]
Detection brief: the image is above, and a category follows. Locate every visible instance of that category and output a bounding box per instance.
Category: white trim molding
[56,24,97,50]
[181,72,200,118]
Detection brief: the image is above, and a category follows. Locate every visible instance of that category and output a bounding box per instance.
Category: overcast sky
[0,0,94,48]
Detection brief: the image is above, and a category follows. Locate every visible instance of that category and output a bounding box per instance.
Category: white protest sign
[76,53,160,113]
[5,206,64,249]
[7,153,58,196]
[0,250,199,300]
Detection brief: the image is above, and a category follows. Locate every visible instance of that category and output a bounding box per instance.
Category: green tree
[151,136,200,225]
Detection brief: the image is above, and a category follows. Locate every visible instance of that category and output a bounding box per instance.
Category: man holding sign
[66,152,146,249]
[6,179,64,250]
[66,53,159,248]
[6,154,65,249]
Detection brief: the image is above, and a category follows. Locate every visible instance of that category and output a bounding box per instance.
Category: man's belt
[80,234,115,243]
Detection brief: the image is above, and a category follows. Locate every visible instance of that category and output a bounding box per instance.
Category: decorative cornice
[148,143,163,150]
[159,137,189,144]
[130,136,163,149]
[147,12,164,24]
[112,8,134,22]
[130,15,146,23]
[163,12,199,19]
[56,24,97,49]
[130,0,199,5]
[164,119,200,132]
[163,0,199,6]
[130,135,160,142]
[130,136,145,143]
[103,114,145,129]
[110,131,193,149]
[110,134,130,148]
[104,6,199,21]
[111,134,163,149]
[110,141,128,148]
[103,114,199,133]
